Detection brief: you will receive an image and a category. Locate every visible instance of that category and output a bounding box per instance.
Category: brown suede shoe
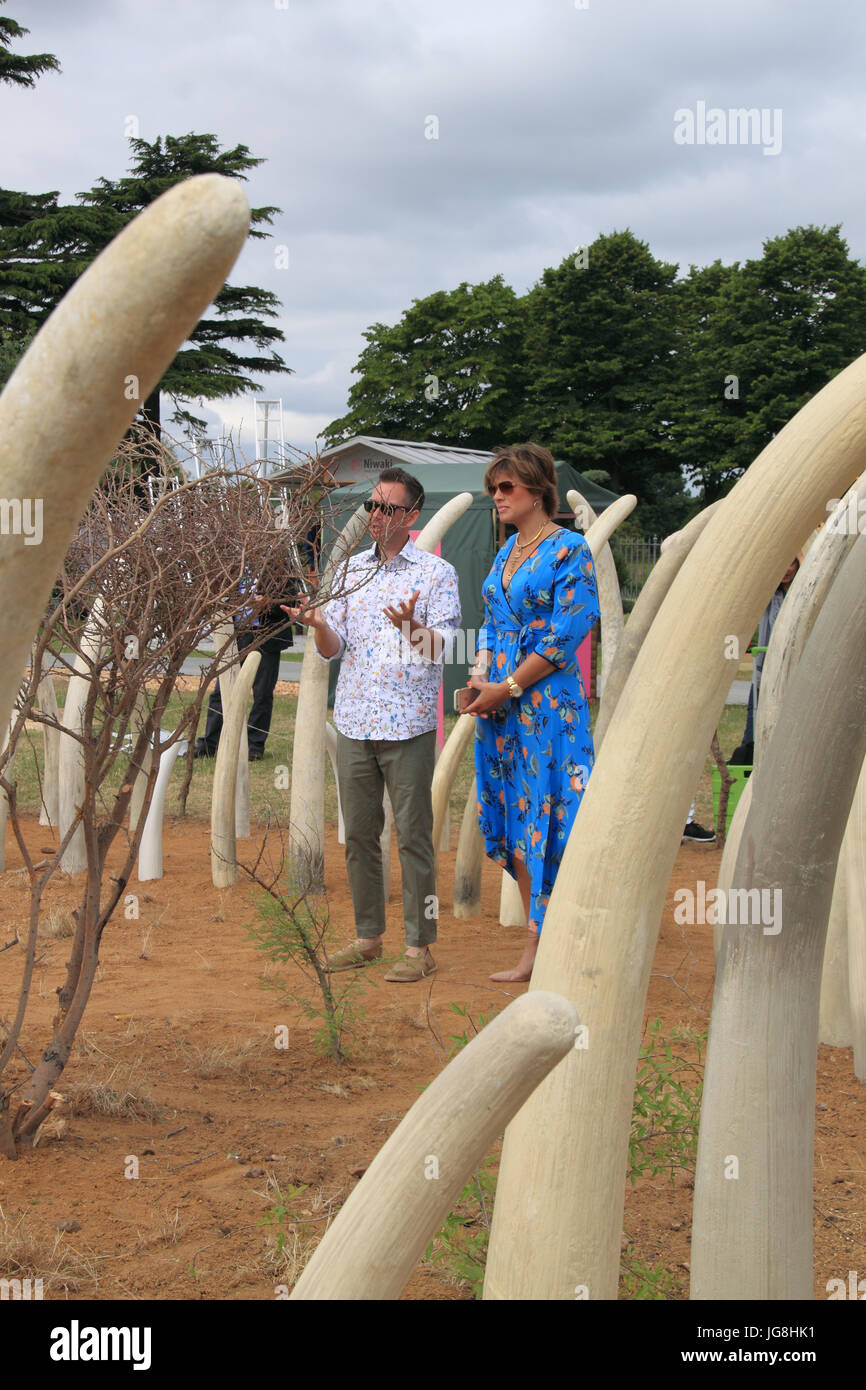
[326,940,383,973]
[383,948,437,982]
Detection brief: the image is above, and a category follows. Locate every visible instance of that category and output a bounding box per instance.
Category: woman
[464,443,600,982]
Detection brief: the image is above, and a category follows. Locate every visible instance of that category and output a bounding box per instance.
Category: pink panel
[410,531,445,748]
[577,634,591,697]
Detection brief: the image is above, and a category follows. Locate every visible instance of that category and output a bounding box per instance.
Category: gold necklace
[503,521,552,588]
[513,520,548,553]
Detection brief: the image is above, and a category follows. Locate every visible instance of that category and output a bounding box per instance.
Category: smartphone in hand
[453,685,477,714]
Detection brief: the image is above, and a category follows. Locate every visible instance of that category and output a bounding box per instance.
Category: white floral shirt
[318,537,461,740]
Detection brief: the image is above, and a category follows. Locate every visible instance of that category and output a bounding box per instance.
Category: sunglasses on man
[363,498,414,517]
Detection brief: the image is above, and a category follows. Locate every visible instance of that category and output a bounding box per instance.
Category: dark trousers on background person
[200,634,282,755]
[336,729,438,949]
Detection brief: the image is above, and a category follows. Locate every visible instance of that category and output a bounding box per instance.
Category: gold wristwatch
[505,674,523,699]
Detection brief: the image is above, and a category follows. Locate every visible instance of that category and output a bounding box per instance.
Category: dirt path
[0,817,862,1301]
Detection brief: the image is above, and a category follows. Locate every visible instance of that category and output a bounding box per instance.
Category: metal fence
[608,535,661,602]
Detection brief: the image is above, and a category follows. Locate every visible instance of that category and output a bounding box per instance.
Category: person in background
[464,443,600,983]
[728,555,801,767]
[194,564,296,762]
[286,468,461,983]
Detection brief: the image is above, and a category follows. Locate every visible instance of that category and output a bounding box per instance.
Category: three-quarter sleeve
[530,535,600,668]
[314,592,347,663]
[476,598,494,657]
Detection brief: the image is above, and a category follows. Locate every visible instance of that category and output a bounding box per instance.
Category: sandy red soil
[0,815,862,1301]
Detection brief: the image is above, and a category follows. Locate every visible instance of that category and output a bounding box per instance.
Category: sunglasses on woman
[486,479,518,496]
[363,499,411,516]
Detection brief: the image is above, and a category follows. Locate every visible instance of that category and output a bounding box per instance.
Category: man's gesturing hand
[281,602,323,629]
[382,589,420,631]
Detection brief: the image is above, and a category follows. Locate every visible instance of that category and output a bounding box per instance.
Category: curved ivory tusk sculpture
[211,649,261,888]
[128,695,151,837]
[233,676,251,843]
[323,722,345,843]
[483,352,866,1301]
[291,990,579,1300]
[819,859,853,1047]
[211,625,253,842]
[744,480,865,1039]
[595,502,721,750]
[755,473,866,766]
[433,743,450,853]
[204,618,251,843]
[567,488,630,695]
[500,871,526,927]
[380,789,394,901]
[58,602,107,874]
[712,774,753,960]
[137,736,183,882]
[691,532,866,1300]
[583,494,638,568]
[431,713,474,870]
[453,778,484,918]
[415,492,474,553]
[416,493,475,861]
[845,755,866,1078]
[289,506,369,890]
[36,669,60,828]
[0,725,14,874]
[0,176,250,746]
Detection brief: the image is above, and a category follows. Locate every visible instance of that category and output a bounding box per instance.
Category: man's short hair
[376,467,424,513]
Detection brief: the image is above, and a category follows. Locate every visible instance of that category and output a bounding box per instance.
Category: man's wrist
[314,622,341,659]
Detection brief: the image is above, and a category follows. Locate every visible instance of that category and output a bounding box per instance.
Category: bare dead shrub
[0,431,367,1157]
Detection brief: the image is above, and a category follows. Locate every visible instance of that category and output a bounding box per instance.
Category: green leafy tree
[0,134,288,429]
[511,230,690,536]
[670,226,866,500]
[0,2,60,88]
[0,3,59,387]
[322,275,526,451]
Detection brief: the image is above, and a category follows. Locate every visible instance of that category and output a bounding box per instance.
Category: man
[728,555,801,767]
[287,468,461,982]
[195,568,296,761]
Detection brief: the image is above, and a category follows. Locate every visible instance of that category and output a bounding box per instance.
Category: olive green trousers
[336,729,438,948]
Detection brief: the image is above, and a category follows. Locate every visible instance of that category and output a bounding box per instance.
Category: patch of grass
[259,1178,335,1290]
[0,1204,100,1295]
[619,1246,679,1299]
[40,908,76,939]
[628,1018,705,1186]
[424,1154,497,1299]
[157,1208,184,1246]
[176,1036,262,1078]
[67,1062,160,1121]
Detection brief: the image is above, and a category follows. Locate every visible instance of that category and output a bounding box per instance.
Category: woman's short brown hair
[484,443,559,518]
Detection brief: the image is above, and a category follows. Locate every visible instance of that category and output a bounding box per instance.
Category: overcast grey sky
[3,0,864,463]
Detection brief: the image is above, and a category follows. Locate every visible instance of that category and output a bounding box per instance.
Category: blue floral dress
[474,529,600,933]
